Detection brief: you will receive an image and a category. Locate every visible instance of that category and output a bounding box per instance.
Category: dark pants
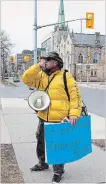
[36,118,64,175]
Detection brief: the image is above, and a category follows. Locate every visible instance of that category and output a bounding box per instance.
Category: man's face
[45,58,57,70]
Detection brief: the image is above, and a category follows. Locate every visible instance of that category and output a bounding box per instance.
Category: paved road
[0,81,105,117]
[79,86,105,117]
[0,82,31,99]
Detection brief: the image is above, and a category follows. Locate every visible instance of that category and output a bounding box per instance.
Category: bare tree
[0,30,13,52]
[0,30,13,80]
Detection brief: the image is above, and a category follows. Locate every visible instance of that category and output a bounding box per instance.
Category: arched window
[78,53,83,63]
[64,44,65,50]
[66,51,70,69]
[61,53,63,60]
[90,70,97,77]
[68,54,70,63]
[94,70,97,76]
[93,52,100,63]
[67,54,70,69]
[91,70,93,76]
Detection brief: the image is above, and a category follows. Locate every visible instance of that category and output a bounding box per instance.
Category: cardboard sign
[44,116,92,164]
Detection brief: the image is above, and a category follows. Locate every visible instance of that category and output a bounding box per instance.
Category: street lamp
[34,0,37,65]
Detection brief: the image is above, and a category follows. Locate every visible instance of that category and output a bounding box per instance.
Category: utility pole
[34,0,37,64]
[2,48,5,80]
[0,52,2,85]
[80,20,82,83]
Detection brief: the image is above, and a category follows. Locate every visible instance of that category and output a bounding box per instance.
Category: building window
[61,53,63,60]
[64,44,65,52]
[78,53,83,63]
[93,52,100,63]
[67,40,69,45]
[91,70,97,77]
[68,55,70,63]
[94,70,97,76]
[91,70,93,76]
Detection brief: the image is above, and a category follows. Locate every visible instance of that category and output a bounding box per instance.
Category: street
[79,86,105,117]
[0,80,105,117]
[0,81,31,99]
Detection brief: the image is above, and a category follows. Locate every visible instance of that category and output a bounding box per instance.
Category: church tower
[54,0,68,31]
[54,0,69,51]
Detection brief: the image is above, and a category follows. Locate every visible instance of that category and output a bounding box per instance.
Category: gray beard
[42,68,51,75]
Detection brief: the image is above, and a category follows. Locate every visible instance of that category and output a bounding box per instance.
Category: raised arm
[22,64,42,88]
[22,59,46,88]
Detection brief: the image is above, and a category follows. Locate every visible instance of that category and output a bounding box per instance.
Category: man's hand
[38,59,46,69]
[69,117,77,125]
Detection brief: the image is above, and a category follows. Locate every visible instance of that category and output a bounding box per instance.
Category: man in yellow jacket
[22,52,82,183]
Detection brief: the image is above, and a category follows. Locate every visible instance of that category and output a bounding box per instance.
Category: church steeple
[58,0,65,28]
[54,0,68,32]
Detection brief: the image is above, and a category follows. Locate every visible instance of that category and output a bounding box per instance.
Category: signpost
[86,65,90,84]
[37,48,46,51]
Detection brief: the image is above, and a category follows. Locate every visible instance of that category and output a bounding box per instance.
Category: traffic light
[24,55,31,62]
[86,12,94,29]
[10,56,14,63]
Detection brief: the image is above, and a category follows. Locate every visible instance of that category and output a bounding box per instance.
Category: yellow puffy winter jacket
[22,64,82,122]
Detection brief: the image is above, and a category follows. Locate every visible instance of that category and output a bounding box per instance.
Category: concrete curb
[2,80,17,87]
[77,83,106,89]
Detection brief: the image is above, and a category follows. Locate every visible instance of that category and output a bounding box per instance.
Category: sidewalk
[0,79,17,87]
[0,83,5,88]
[77,82,106,89]
[0,109,24,183]
[1,98,106,183]
[1,110,11,144]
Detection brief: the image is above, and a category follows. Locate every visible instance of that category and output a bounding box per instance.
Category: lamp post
[80,20,83,83]
[34,0,37,65]
[2,48,5,80]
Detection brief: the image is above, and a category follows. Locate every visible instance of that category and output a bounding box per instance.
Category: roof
[41,32,53,44]
[70,32,105,46]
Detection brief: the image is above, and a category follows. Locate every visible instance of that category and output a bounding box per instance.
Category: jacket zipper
[47,77,49,122]
[46,72,60,122]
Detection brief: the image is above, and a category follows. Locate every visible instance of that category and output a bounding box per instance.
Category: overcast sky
[1,0,105,56]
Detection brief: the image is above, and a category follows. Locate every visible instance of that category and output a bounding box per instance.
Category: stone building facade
[41,0,105,82]
[57,32,105,82]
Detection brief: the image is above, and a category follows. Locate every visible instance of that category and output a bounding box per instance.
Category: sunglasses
[45,57,60,62]
[45,57,55,61]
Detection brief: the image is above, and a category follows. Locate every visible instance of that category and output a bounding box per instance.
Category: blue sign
[44,116,92,164]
